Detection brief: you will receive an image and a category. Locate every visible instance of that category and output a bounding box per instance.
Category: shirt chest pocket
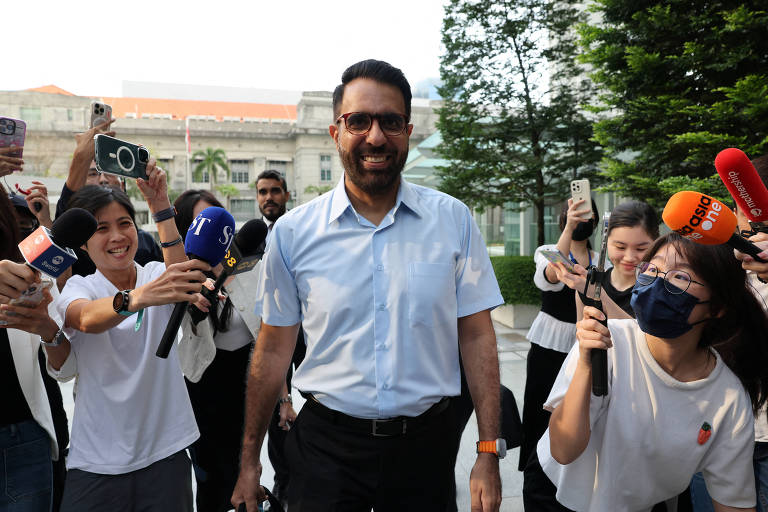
[408,262,456,327]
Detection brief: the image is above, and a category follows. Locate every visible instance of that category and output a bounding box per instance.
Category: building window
[19,107,42,122]
[266,160,287,176]
[230,198,255,221]
[230,160,250,183]
[320,154,332,182]
[67,109,74,121]
[193,160,209,183]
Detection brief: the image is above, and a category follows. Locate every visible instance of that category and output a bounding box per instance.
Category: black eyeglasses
[635,262,705,295]
[336,112,409,136]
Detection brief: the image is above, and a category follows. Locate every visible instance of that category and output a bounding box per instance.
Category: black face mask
[572,220,594,241]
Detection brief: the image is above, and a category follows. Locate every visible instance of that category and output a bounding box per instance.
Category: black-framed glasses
[635,262,705,295]
[336,112,409,136]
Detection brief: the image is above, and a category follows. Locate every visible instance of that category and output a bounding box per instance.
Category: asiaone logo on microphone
[728,171,763,218]
[675,195,724,240]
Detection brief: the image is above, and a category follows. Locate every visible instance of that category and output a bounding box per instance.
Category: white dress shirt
[255,177,503,419]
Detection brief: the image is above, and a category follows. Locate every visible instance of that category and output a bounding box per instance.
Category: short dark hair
[173,189,224,240]
[332,59,412,122]
[68,185,136,224]
[255,170,287,192]
[558,199,599,232]
[607,201,659,240]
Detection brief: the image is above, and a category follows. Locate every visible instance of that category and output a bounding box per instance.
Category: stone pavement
[60,320,531,511]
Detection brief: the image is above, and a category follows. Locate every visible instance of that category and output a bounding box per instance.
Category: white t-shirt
[537,319,756,511]
[56,261,199,474]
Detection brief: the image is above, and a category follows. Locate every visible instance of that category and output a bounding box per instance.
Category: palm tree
[192,147,230,185]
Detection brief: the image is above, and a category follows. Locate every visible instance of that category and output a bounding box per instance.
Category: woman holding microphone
[539,233,768,511]
[45,162,211,511]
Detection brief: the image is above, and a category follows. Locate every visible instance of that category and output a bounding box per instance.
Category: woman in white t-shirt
[539,232,768,512]
[48,164,211,512]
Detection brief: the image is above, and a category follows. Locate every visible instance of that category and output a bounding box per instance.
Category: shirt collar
[328,175,423,225]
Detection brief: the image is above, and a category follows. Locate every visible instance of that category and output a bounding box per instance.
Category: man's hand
[73,118,116,163]
[0,146,23,176]
[278,401,297,430]
[0,260,39,304]
[231,460,266,511]
[25,180,53,229]
[469,453,501,512]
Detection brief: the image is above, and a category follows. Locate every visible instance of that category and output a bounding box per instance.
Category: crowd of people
[2,58,768,512]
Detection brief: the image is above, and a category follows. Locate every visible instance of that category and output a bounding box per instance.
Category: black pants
[286,401,455,511]
[186,344,251,512]
[59,450,192,512]
[519,343,567,471]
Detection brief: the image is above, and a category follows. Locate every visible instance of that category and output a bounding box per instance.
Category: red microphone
[662,191,766,262]
[715,148,768,229]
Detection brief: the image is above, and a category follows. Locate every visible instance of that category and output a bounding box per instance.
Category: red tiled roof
[103,97,296,121]
[26,85,75,96]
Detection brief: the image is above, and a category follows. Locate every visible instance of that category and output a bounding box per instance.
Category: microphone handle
[581,295,608,396]
[728,233,767,263]
[156,300,188,358]
[188,270,231,326]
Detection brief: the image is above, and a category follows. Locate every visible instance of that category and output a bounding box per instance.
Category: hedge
[490,255,540,306]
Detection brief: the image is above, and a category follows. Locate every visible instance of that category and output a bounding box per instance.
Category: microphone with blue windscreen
[156,207,235,358]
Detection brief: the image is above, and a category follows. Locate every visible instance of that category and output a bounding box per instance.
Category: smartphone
[0,278,54,325]
[540,249,576,273]
[0,117,26,161]
[90,102,113,132]
[570,179,592,220]
[94,134,149,180]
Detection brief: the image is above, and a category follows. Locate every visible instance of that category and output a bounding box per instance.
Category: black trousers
[186,344,251,512]
[285,400,455,511]
[519,343,567,471]
[59,450,192,512]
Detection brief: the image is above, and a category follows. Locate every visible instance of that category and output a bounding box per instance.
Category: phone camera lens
[138,148,149,163]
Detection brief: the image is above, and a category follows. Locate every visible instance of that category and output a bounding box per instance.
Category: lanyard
[569,250,592,268]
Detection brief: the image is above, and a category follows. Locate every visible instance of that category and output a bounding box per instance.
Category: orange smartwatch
[476,438,507,459]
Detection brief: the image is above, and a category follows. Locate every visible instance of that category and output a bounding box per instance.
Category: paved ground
[60,320,531,511]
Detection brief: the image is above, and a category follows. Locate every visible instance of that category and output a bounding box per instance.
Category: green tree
[215,184,240,209]
[580,1,768,206]
[437,0,602,246]
[192,147,230,185]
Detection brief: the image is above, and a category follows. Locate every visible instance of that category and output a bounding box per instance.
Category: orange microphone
[662,191,766,262]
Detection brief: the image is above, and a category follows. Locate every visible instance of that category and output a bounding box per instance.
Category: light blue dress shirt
[255,177,503,419]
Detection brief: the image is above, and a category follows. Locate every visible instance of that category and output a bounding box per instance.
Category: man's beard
[339,146,408,195]
[260,203,286,222]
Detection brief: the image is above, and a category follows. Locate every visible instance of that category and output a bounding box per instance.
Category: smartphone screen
[541,250,576,273]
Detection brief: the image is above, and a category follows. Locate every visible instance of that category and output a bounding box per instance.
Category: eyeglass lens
[344,113,406,135]
[636,262,691,294]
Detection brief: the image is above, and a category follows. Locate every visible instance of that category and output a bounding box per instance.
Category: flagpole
[185,117,191,191]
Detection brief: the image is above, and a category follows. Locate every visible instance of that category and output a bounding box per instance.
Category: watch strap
[40,327,65,347]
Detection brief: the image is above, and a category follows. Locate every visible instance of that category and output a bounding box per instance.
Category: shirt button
[378,304,386,311]
[376,264,384,271]
[382,383,389,390]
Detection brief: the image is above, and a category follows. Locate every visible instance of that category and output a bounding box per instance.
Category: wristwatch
[476,439,507,459]
[113,290,135,317]
[40,327,66,347]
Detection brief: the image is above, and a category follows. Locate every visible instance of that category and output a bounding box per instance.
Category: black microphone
[187,219,268,326]
[156,207,235,359]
